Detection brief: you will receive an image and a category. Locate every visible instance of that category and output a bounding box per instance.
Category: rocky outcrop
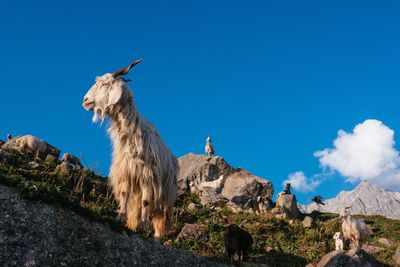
[316,248,380,267]
[61,153,83,170]
[0,150,16,164]
[377,238,393,247]
[2,135,60,160]
[302,216,314,228]
[178,154,234,195]
[221,169,273,206]
[275,193,302,219]
[178,154,274,210]
[0,185,220,266]
[300,181,400,220]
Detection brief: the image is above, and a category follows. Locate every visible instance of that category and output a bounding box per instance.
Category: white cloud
[314,119,400,191]
[283,171,321,193]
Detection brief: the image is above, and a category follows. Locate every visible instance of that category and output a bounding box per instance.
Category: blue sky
[1,1,400,203]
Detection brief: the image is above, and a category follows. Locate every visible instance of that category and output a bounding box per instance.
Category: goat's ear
[108,87,123,105]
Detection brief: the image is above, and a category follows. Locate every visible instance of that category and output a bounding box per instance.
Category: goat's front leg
[126,192,142,232]
[140,184,154,231]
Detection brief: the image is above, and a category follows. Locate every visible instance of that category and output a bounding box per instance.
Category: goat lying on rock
[2,135,60,160]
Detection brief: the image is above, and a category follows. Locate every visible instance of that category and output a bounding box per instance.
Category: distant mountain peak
[299,182,400,220]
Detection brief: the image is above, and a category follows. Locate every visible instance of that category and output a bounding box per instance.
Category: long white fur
[83,73,178,237]
[333,232,344,250]
[340,207,370,248]
[3,135,47,158]
[205,136,215,157]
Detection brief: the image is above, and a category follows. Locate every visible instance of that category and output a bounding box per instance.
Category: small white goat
[340,206,370,248]
[205,136,215,157]
[3,135,47,159]
[2,135,60,160]
[333,232,344,250]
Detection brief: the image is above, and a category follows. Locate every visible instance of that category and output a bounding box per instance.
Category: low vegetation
[0,153,399,266]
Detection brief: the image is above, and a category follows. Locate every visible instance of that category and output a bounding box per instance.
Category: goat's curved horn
[113,59,143,77]
[345,206,352,209]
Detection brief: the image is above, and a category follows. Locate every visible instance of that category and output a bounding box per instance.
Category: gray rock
[377,237,393,247]
[56,162,73,172]
[265,247,276,253]
[178,154,273,211]
[300,181,400,220]
[394,245,400,266]
[187,203,202,211]
[178,154,234,195]
[302,216,314,228]
[0,185,221,266]
[316,248,380,267]
[45,154,58,163]
[199,187,229,206]
[221,169,273,206]
[362,245,385,254]
[0,150,16,164]
[27,161,40,169]
[276,193,302,219]
[61,153,83,170]
[175,224,206,243]
[275,213,288,220]
[225,202,244,213]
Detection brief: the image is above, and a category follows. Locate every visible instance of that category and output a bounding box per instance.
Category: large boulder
[276,193,302,219]
[178,154,234,195]
[377,237,393,247]
[221,169,273,207]
[0,185,218,266]
[178,154,274,210]
[395,245,400,266]
[61,153,83,170]
[302,216,314,228]
[316,248,380,267]
[2,135,60,160]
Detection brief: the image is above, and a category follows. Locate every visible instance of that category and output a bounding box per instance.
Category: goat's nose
[83,97,88,102]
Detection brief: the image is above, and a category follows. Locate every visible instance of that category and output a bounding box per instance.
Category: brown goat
[224,224,253,262]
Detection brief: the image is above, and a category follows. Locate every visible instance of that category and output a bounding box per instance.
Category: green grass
[0,154,122,231]
[0,153,399,266]
[166,201,399,266]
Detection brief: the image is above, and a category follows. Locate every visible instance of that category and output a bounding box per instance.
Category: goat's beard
[92,107,106,124]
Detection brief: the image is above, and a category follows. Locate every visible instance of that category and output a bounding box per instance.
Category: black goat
[224,224,253,262]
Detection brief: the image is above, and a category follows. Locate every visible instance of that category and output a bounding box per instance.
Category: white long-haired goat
[340,206,370,248]
[2,135,60,160]
[82,59,178,237]
[205,136,215,157]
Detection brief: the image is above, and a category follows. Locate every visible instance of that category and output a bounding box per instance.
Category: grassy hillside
[0,154,399,266]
